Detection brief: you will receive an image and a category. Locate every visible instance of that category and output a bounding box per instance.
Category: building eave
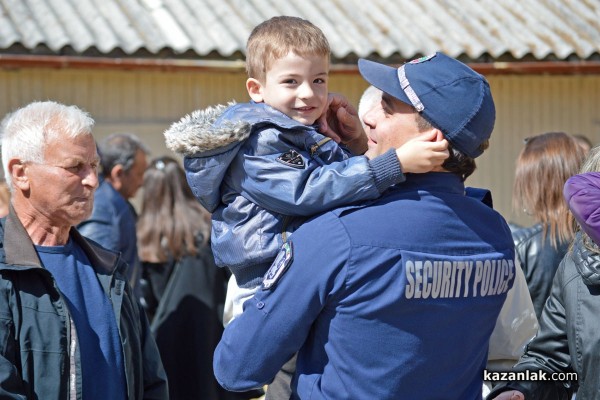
[2,54,600,75]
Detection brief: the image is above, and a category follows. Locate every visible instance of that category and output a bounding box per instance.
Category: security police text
[405,259,514,299]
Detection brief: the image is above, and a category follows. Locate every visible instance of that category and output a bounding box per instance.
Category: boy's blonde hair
[246,16,330,82]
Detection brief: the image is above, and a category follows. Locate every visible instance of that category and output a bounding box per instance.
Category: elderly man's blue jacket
[0,209,168,399]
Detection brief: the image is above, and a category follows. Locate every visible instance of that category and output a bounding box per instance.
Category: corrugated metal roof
[1,0,599,62]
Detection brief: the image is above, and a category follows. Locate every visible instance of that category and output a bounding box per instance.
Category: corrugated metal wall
[477,75,600,226]
[1,68,599,226]
[0,69,250,156]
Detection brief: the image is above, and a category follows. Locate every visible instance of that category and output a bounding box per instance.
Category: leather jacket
[512,223,569,319]
[488,233,600,400]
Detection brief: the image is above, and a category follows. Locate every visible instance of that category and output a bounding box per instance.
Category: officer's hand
[318,93,367,155]
[491,390,525,400]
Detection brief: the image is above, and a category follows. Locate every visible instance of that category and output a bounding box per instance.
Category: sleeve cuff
[368,148,405,193]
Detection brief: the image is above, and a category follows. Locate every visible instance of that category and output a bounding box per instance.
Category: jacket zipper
[281,215,291,243]
[49,275,78,400]
[310,137,332,157]
[282,137,332,241]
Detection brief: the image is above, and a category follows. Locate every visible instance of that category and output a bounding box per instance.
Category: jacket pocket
[0,311,14,355]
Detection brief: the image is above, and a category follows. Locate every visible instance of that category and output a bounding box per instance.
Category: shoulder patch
[277,149,305,169]
[262,242,294,290]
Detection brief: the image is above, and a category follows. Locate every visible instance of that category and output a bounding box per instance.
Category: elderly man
[0,101,167,399]
[214,53,517,399]
[78,133,149,295]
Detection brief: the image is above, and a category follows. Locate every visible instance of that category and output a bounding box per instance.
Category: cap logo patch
[262,242,294,290]
[409,53,436,64]
[277,149,305,169]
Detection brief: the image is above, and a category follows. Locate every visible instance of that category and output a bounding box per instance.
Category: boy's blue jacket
[214,173,516,399]
[164,102,403,287]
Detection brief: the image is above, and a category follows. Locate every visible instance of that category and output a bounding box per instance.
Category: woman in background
[489,145,600,400]
[138,156,263,400]
[511,132,585,318]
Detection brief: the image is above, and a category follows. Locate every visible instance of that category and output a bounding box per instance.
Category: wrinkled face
[362,93,423,159]
[256,52,329,125]
[119,149,147,199]
[25,133,100,227]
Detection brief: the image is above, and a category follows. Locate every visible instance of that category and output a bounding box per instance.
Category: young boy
[164,16,448,322]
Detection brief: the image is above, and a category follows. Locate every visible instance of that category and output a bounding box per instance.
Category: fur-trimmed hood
[164,102,251,157]
[164,102,311,213]
[164,101,309,157]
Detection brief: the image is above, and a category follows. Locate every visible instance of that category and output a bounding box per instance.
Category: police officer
[214,53,516,400]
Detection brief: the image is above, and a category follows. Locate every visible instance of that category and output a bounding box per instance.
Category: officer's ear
[433,129,445,142]
[246,78,264,103]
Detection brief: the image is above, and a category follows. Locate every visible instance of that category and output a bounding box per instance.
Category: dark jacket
[487,233,600,400]
[146,238,261,400]
[0,209,168,399]
[512,223,570,319]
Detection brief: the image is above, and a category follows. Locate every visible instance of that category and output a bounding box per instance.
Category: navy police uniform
[214,172,516,399]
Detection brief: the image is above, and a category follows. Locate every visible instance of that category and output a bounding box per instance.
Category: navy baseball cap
[358,52,495,158]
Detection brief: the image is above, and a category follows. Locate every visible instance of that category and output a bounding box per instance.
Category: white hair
[0,101,95,188]
[358,85,383,122]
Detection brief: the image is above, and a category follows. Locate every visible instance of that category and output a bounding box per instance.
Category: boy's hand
[396,131,449,173]
[318,93,368,155]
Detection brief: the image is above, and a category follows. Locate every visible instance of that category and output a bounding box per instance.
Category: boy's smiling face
[246,51,329,125]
